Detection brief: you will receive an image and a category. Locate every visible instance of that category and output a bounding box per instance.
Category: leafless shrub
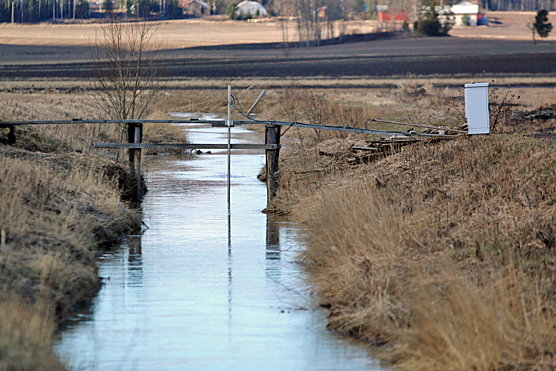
[397,73,427,96]
[489,84,521,132]
[90,18,166,140]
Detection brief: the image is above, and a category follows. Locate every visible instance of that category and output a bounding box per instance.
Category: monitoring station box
[465,82,490,135]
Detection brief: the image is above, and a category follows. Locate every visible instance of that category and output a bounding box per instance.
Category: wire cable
[226,94,421,142]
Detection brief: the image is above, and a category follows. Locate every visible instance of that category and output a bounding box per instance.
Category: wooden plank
[352,146,379,151]
[1,119,269,126]
[4,118,460,138]
[93,143,280,150]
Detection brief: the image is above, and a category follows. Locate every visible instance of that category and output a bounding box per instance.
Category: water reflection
[127,234,143,287]
[266,215,282,285]
[56,123,382,371]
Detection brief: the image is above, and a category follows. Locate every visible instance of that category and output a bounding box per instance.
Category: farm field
[0,12,555,89]
[2,10,556,370]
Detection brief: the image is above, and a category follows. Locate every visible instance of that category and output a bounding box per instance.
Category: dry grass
[0,298,65,371]
[0,89,186,370]
[271,85,556,370]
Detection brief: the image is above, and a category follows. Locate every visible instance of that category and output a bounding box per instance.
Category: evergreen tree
[353,0,364,15]
[75,0,89,18]
[103,0,114,14]
[534,10,552,39]
[414,1,453,36]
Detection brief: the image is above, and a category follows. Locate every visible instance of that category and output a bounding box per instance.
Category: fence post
[265,124,281,205]
[127,123,143,203]
[134,124,142,203]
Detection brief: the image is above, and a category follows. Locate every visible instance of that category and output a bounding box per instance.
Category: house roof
[451,1,479,14]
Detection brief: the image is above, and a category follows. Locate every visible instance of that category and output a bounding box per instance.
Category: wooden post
[127,123,135,172]
[134,124,142,203]
[265,124,281,205]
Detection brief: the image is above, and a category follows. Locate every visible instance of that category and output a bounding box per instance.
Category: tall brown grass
[0,298,66,371]
[0,90,183,370]
[273,87,556,370]
[292,137,556,369]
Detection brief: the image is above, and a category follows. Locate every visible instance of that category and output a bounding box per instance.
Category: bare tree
[91,18,166,122]
[91,18,166,172]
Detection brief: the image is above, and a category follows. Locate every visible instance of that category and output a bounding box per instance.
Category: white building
[450,1,480,26]
[235,1,268,17]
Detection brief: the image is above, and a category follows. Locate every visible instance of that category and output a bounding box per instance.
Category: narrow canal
[56,118,382,371]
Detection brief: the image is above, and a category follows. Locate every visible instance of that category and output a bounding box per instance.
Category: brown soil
[0,12,555,89]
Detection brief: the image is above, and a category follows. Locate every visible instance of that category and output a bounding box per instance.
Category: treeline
[0,0,191,22]
[486,0,556,11]
[3,0,555,25]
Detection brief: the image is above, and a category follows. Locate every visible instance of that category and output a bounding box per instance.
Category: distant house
[235,1,268,17]
[182,0,209,17]
[378,9,407,22]
[450,1,480,26]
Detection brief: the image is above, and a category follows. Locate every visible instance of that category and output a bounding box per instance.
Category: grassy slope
[0,91,186,370]
[268,85,556,370]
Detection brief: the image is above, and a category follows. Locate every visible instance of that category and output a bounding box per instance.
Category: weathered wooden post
[134,124,142,203]
[265,123,281,205]
[127,123,143,203]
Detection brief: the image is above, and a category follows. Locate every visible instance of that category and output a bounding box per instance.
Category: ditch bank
[269,124,556,369]
[0,91,186,370]
[0,127,141,371]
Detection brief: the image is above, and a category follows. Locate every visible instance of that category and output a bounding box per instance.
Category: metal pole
[247,90,266,116]
[227,85,232,206]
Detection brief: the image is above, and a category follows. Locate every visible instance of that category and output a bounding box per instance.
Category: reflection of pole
[227,86,232,319]
[266,215,280,253]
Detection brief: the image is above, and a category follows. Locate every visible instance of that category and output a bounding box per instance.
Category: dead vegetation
[268,84,556,370]
[0,90,185,370]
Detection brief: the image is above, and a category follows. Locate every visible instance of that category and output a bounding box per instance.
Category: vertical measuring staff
[227,85,232,206]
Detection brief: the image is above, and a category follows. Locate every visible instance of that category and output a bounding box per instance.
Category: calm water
[55,119,382,371]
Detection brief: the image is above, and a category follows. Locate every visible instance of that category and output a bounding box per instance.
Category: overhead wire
[227,93,422,142]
